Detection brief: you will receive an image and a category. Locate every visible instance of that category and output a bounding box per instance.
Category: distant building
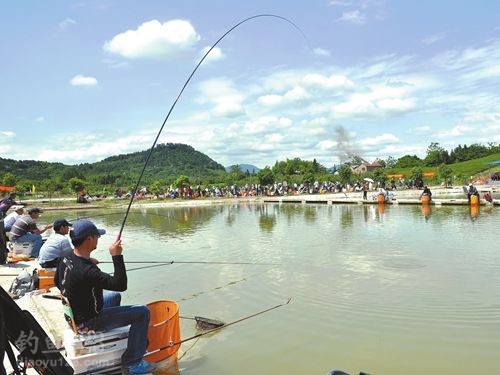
[351,161,383,174]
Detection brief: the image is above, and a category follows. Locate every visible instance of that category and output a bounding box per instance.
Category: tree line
[1,142,498,198]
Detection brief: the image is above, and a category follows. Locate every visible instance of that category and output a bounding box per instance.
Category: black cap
[53,219,72,232]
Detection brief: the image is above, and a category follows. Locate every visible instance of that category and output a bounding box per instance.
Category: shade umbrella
[363,178,374,183]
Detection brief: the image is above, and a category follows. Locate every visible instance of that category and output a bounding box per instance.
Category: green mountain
[225,164,261,174]
[0,143,226,186]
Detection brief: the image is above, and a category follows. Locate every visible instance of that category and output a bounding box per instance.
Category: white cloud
[200,46,225,62]
[258,86,310,107]
[302,73,354,91]
[102,58,130,69]
[317,140,337,150]
[265,133,284,143]
[38,132,155,163]
[0,131,15,138]
[332,95,377,117]
[304,117,328,127]
[338,10,366,24]
[197,79,245,118]
[242,116,292,135]
[436,125,475,138]
[103,19,200,59]
[258,94,282,106]
[59,18,76,30]
[35,116,45,122]
[313,47,331,57]
[421,33,446,45]
[409,126,432,134]
[360,133,399,146]
[375,144,426,158]
[329,0,353,6]
[377,98,415,112]
[213,102,244,118]
[70,75,98,86]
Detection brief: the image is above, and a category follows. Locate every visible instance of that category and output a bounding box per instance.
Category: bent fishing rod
[116,14,306,240]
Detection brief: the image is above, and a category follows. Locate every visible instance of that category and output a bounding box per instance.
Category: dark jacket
[55,252,127,324]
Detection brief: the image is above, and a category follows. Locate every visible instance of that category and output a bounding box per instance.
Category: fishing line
[102,260,278,265]
[117,14,307,240]
[178,267,274,302]
[104,260,277,273]
[67,211,123,222]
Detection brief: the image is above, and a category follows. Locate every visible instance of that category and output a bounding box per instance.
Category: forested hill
[0,143,226,185]
[83,143,225,182]
[0,158,66,181]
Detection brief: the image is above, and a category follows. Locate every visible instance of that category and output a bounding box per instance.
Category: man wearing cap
[37,219,73,268]
[467,183,479,202]
[0,193,18,218]
[9,207,52,258]
[3,205,24,232]
[0,193,19,264]
[55,220,156,375]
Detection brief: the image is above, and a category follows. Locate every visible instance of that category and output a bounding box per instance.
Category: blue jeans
[13,232,43,257]
[86,291,151,367]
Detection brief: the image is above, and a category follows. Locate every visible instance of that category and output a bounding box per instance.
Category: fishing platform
[262,186,500,206]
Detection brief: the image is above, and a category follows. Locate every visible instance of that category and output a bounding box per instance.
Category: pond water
[43,202,500,375]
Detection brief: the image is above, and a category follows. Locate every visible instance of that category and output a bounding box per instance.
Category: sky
[1,0,499,169]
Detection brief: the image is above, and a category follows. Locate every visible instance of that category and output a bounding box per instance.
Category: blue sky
[1,0,499,168]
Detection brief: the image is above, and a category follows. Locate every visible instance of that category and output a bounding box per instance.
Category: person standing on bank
[0,193,20,264]
[9,207,52,258]
[54,219,157,375]
[362,181,369,200]
[37,219,73,268]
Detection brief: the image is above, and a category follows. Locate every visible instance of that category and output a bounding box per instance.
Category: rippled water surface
[45,203,500,375]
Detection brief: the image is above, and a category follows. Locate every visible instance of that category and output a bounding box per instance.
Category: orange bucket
[38,269,56,290]
[470,195,479,206]
[145,300,181,363]
[470,205,479,219]
[377,194,385,203]
[421,194,430,204]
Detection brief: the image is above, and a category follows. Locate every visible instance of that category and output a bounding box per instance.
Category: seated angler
[421,186,432,201]
[467,184,480,202]
[9,207,52,258]
[3,205,25,232]
[0,193,20,263]
[55,220,157,374]
[37,219,73,268]
[378,184,388,201]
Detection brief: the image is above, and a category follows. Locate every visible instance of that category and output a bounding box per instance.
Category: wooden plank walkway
[262,194,499,206]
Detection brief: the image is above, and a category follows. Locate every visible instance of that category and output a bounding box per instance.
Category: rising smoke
[335,125,361,164]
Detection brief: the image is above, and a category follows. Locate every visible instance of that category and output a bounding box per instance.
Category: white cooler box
[63,325,130,374]
[8,241,34,256]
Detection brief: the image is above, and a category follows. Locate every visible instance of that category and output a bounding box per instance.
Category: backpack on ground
[8,269,39,297]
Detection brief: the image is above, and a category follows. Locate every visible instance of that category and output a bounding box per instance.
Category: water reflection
[303,205,318,223]
[469,205,479,221]
[98,207,219,239]
[257,205,276,232]
[421,204,431,221]
[340,205,354,228]
[39,203,500,375]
